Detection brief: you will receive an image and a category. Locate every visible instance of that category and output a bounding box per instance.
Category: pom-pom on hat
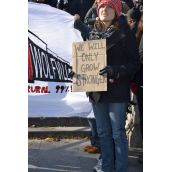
[97,0,122,18]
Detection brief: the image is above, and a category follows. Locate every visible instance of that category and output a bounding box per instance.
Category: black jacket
[58,0,93,22]
[74,16,140,103]
[84,4,98,27]
[57,0,82,18]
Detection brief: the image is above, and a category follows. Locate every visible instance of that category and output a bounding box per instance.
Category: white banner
[28,2,92,117]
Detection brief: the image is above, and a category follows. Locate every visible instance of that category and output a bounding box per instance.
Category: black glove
[99,66,114,77]
[99,66,121,79]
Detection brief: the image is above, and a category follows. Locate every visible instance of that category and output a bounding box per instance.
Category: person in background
[127,9,143,138]
[134,15,143,163]
[57,0,94,22]
[83,0,101,156]
[57,0,68,10]
[79,0,95,22]
[73,0,140,171]
[126,6,142,34]
[127,6,143,163]
[121,0,130,14]
[57,0,83,19]
[84,0,101,28]
[122,0,134,9]
[84,110,101,155]
[133,0,143,13]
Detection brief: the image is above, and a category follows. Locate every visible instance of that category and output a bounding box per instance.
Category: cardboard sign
[72,39,107,92]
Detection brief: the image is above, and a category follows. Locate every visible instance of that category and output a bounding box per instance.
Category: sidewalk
[28,121,143,172]
[28,138,143,172]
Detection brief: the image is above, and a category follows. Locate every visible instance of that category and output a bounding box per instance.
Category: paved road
[28,138,143,172]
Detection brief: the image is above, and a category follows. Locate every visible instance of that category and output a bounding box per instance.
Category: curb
[28,126,91,138]
[28,117,89,127]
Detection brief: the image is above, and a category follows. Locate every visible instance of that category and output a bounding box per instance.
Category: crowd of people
[29,0,143,172]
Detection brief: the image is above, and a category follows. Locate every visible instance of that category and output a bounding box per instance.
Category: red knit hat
[97,0,122,18]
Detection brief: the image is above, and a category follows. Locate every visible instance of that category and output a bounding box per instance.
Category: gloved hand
[99,66,121,79]
[99,66,114,77]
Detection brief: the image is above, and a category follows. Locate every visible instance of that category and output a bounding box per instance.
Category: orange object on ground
[84,145,100,153]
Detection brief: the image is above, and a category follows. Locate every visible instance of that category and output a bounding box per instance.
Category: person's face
[98,4,116,22]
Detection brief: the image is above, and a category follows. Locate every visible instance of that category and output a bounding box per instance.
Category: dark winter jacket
[134,35,143,86]
[122,0,134,9]
[74,16,140,103]
[57,0,82,19]
[79,0,94,22]
[58,0,93,22]
[84,4,98,28]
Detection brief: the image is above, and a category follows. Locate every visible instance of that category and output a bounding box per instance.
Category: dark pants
[87,118,100,149]
[136,86,143,139]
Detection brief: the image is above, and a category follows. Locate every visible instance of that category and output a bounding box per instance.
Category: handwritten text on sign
[72,39,107,92]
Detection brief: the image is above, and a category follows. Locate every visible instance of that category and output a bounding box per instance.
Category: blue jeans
[87,118,100,149]
[92,103,128,172]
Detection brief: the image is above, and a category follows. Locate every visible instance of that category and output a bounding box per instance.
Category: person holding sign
[74,0,140,171]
